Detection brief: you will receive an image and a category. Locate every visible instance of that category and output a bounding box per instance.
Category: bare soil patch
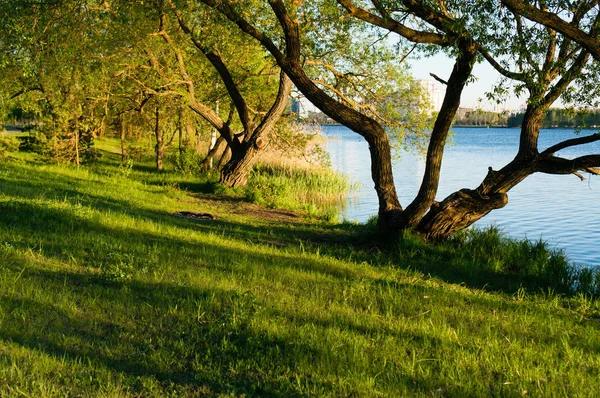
[176,193,307,224]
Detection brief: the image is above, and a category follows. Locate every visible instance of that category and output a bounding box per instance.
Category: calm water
[323,125,600,266]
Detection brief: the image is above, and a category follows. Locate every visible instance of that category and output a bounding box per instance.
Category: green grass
[244,163,351,221]
[0,156,599,396]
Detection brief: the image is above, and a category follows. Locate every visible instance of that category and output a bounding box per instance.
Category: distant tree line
[453,109,509,127]
[507,108,600,128]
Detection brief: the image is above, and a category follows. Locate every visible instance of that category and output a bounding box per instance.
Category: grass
[244,163,351,221]
[0,148,599,396]
[91,136,350,220]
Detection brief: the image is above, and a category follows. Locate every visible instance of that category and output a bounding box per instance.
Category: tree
[200,0,600,239]
[198,0,435,230]
[0,0,143,165]
[140,1,292,187]
[500,0,600,61]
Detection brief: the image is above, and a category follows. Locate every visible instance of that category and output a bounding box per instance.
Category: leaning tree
[139,0,293,187]
[198,0,600,239]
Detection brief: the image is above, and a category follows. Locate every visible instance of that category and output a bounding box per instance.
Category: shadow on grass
[0,269,325,396]
[0,197,583,324]
[0,265,494,396]
[0,161,589,299]
[1,165,599,394]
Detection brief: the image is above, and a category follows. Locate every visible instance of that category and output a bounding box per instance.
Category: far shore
[316,122,597,129]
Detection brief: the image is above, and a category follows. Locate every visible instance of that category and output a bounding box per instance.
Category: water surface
[324,126,600,266]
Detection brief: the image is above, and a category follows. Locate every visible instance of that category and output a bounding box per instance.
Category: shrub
[169,147,203,174]
[0,134,20,159]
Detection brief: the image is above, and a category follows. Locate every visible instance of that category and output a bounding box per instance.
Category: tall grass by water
[383,225,600,297]
[245,163,350,220]
[0,144,599,396]
[91,134,350,220]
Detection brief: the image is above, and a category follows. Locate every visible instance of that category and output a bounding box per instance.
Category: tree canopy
[1,0,599,239]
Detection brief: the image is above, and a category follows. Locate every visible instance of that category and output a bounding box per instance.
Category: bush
[0,134,20,159]
[170,147,203,174]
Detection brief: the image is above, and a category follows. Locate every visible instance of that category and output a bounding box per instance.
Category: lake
[323,125,600,267]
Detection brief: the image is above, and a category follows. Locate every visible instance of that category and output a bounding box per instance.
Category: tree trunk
[178,109,183,156]
[189,124,202,154]
[201,136,226,171]
[363,133,403,230]
[217,145,231,170]
[74,127,80,167]
[415,105,546,240]
[120,115,127,164]
[154,106,164,172]
[415,188,509,240]
[219,142,260,187]
[403,42,477,227]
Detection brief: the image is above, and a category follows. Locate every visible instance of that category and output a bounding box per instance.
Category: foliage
[269,121,332,167]
[170,146,204,174]
[508,108,600,128]
[300,1,434,153]
[454,109,509,127]
[0,134,20,159]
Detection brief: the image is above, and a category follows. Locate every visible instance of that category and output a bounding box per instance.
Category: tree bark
[220,141,260,187]
[154,106,164,172]
[120,115,127,164]
[415,188,509,240]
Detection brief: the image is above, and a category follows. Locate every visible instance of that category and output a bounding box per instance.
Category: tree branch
[199,0,286,64]
[514,13,540,72]
[479,47,528,81]
[501,0,600,60]
[172,7,254,135]
[542,49,590,107]
[247,70,292,143]
[336,0,453,45]
[154,14,235,144]
[537,154,600,178]
[541,132,600,155]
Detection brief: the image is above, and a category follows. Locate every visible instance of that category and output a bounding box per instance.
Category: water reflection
[323,126,600,266]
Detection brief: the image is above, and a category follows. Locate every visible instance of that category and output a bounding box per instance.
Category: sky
[407,53,528,112]
[300,52,533,115]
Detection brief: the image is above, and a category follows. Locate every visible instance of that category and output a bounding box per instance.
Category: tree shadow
[2,165,599,395]
[0,162,589,299]
[0,269,327,396]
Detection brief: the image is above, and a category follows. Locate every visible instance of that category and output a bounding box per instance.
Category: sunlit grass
[0,157,599,396]
[245,163,351,220]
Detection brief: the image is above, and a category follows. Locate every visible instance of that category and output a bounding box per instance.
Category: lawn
[0,155,599,397]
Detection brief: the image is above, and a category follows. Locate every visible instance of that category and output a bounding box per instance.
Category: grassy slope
[0,157,599,397]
